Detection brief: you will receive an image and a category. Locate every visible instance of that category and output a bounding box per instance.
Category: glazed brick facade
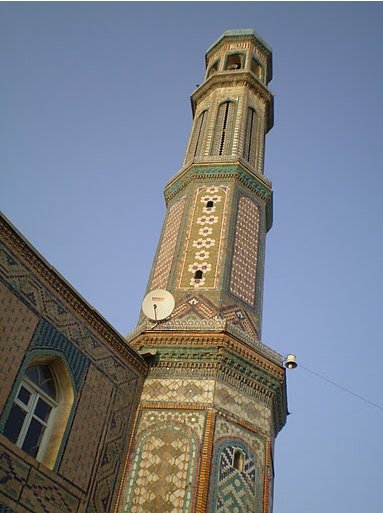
[0,214,147,513]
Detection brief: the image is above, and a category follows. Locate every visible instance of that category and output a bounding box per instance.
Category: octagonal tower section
[115,30,288,513]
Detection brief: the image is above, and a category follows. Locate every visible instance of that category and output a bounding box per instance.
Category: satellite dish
[142,289,175,321]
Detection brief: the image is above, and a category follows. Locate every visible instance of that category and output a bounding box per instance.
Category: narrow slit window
[233,449,245,471]
[188,110,207,159]
[211,101,236,157]
[243,107,257,165]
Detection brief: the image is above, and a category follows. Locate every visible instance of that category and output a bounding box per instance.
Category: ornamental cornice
[128,329,284,377]
[163,163,272,209]
[0,213,148,375]
[191,72,274,131]
[142,346,286,433]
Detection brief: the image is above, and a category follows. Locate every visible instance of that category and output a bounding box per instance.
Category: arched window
[206,200,214,209]
[207,60,219,78]
[4,364,57,459]
[243,107,257,165]
[188,110,208,159]
[3,358,74,468]
[251,57,264,81]
[233,449,245,471]
[194,270,203,280]
[211,101,236,157]
[225,53,243,70]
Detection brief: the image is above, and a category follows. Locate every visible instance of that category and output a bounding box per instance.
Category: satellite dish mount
[142,289,175,325]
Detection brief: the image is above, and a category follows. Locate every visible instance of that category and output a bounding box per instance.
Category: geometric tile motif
[220,304,259,339]
[214,417,265,481]
[150,197,186,291]
[214,382,270,433]
[172,294,219,320]
[30,319,89,391]
[58,364,113,492]
[0,505,16,513]
[21,468,80,513]
[0,242,139,385]
[229,195,260,307]
[121,410,205,513]
[208,441,260,513]
[138,410,206,440]
[0,442,81,513]
[179,185,229,290]
[0,242,142,513]
[87,378,140,513]
[141,378,215,404]
[0,281,38,413]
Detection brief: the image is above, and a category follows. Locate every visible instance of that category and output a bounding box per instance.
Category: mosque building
[0,29,289,513]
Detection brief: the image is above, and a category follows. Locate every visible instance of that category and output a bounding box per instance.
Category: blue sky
[1,3,383,512]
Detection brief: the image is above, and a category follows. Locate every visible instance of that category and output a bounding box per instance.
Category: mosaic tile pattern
[214,382,270,433]
[88,378,139,513]
[0,442,81,513]
[214,417,265,476]
[141,378,215,404]
[150,197,186,291]
[0,504,16,513]
[220,303,259,339]
[0,282,38,412]
[179,185,229,290]
[121,410,205,513]
[0,242,138,383]
[30,320,89,390]
[209,441,259,513]
[172,294,219,320]
[229,195,260,307]
[59,364,113,491]
[20,468,79,513]
[0,242,142,513]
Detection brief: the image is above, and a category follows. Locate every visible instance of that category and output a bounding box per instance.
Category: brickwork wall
[150,197,186,291]
[0,283,39,412]
[229,194,260,307]
[0,229,145,513]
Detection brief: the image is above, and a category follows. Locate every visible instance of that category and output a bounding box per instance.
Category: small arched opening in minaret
[207,60,219,78]
[206,200,214,210]
[194,270,203,281]
[251,57,264,81]
[233,449,245,471]
[225,53,243,70]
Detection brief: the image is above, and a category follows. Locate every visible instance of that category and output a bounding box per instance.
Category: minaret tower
[116,30,288,513]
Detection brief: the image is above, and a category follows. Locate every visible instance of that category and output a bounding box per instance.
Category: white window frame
[12,375,57,461]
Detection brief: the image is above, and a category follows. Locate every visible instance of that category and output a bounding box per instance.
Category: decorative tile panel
[0,282,38,412]
[214,417,264,472]
[121,410,205,513]
[0,442,81,513]
[208,440,260,513]
[214,382,270,432]
[229,195,260,307]
[59,364,113,491]
[179,185,229,290]
[141,378,215,404]
[150,197,186,290]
